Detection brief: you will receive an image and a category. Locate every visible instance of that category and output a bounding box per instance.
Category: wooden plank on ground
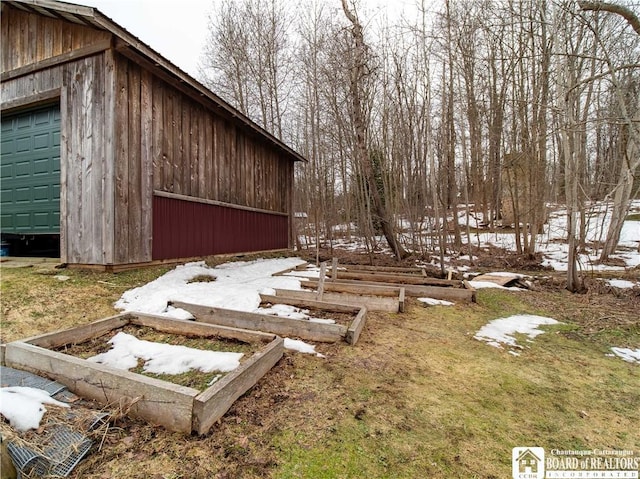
[336,271,461,287]
[24,314,131,348]
[130,313,275,344]
[345,307,368,345]
[193,336,283,435]
[268,288,399,313]
[5,342,198,433]
[300,279,403,297]
[172,302,347,343]
[307,278,476,302]
[340,264,426,275]
[261,293,362,313]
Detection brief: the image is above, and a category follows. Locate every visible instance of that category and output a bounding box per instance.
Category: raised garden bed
[301,277,477,303]
[172,300,368,345]
[267,287,404,313]
[3,313,283,435]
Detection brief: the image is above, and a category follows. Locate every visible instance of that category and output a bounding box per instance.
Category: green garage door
[1,104,61,234]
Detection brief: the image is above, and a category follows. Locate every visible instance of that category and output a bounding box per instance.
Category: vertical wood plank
[198,108,206,198]
[191,105,200,196]
[103,49,116,265]
[90,55,105,264]
[152,77,163,191]
[182,98,191,196]
[114,56,129,263]
[128,63,142,262]
[173,92,182,194]
[140,68,153,262]
[163,88,173,191]
[59,67,69,263]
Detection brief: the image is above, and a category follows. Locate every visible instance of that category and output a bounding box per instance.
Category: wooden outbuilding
[1,0,305,269]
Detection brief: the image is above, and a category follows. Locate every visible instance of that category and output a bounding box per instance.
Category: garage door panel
[15,161,32,177]
[1,162,12,179]
[16,137,31,153]
[33,157,52,175]
[0,104,61,235]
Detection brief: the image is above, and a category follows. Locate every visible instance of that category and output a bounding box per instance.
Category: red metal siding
[152,195,289,260]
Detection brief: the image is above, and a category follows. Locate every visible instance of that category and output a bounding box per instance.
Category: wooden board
[24,314,131,349]
[335,270,462,287]
[172,301,347,343]
[346,307,368,345]
[338,264,426,276]
[5,314,283,434]
[300,279,402,296]
[267,288,400,313]
[304,278,476,303]
[260,294,361,314]
[5,341,198,433]
[193,336,283,435]
[131,313,276,344]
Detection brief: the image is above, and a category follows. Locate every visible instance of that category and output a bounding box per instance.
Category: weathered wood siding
[0,5,111,72]
[113,56,294,263]
[2,4,296,266]
[1,6,114,265]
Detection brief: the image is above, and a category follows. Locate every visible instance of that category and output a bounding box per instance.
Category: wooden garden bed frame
[3,313,283,435]
[172,300,367,345]
[301,278,477,303]
[267,287,404,313]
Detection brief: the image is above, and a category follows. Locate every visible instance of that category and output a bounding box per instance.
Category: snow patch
[474,314,560,352]
[468,280,523,291]
[610,347,640,364]
[115,257,306,318]
[0,386,69,432]
[284,338,326,358]
[417,297,454,306]
[88,331,243,374]
[607,279,637,289]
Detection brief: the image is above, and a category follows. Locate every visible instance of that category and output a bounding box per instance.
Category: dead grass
[1,262,639,478]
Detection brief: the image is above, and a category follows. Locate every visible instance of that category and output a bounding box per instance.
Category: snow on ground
[302,200,640,274]
[606,279,639,289]
[467,281,524,291]
[115,257,306,319]
[115,257,329,358]
[0,386,69,432]
[284,338,326,358]
[417,298,454,306]
[88,331,243,374]
[474,314,561,355]
[609,347,640,364]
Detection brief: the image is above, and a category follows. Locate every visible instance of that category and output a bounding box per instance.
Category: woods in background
[200,0,640,289]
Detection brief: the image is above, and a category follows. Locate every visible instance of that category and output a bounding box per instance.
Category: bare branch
[578,1,640,36]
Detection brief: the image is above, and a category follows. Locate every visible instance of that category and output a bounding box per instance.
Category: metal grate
[0,366,67,397]
[7,426,92,478]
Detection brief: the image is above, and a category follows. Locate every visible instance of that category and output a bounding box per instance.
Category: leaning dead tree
[340,0,409,260]
[578,1,640,35]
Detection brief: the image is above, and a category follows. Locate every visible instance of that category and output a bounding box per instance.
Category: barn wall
[1,7,115,265]
[3,5,297,266]
[112,56,294,263]
[0,6,111,72]
[152,195,289,260]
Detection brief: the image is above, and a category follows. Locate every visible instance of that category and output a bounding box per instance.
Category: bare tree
[340,0,409,260]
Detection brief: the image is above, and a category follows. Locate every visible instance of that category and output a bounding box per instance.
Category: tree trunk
[340,0,409,260]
